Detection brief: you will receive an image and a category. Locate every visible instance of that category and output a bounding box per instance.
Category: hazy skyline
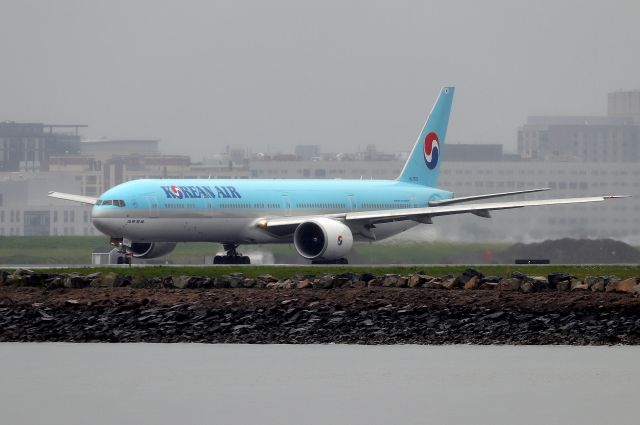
[1,0,638,159]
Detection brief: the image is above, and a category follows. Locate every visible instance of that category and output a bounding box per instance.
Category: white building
[0,172,93,236]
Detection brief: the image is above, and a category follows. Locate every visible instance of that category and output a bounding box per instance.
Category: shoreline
[2,285,639,345]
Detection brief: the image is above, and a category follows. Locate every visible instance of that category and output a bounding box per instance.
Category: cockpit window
[96,199,125,207]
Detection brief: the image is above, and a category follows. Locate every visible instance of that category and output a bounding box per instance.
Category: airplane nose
[91,208,123,236]
[92,217,110,235]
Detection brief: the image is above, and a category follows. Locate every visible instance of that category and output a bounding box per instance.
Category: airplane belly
[116,217,266,243]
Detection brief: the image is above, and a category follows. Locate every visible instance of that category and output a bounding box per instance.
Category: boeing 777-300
[49,87,626,264]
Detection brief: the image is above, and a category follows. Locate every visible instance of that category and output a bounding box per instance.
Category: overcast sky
[1,0,638,159]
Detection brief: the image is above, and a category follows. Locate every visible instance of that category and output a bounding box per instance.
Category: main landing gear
[311,258,349,264]
[116,255,132,265]
[213,243,251,264]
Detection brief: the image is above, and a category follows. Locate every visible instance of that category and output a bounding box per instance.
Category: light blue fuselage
[92,179,453,244]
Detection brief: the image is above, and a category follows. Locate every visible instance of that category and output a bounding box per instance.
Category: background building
[518,90,640,162]
[0,173,93,236]
[0,122,85,172]
[608,90,640,123]
[517,116,640,162]
[1,89,639,241]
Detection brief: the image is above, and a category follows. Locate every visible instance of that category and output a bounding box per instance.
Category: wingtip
[604,195,631,199]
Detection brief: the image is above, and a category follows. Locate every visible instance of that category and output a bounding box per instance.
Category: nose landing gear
[110,237,132,265]
[213,243,251,264]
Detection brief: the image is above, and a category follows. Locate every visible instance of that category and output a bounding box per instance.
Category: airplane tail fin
[397,86,454,187]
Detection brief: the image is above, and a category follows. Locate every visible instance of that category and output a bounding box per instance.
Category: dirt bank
[1,286,639,344]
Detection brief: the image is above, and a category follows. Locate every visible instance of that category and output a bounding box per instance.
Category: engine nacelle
[128,242,177,259]
[293,218,354,260]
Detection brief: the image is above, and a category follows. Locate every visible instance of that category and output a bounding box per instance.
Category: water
[0,344,637,425]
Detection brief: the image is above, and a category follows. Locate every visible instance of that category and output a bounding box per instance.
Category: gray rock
[548,272,572,288]
[360,272,376,282]
[173,276,191,289]
[604,276,623,293]
[607,278,638,293]
[463,276,480,290]
[584,276,600,289]
[44,277,64,289]
[497,278,521,291]
[228,276,244,288]
[6,273,32,286]
[315,275,335,289]
[256,274,278,283]
[242,278,256,288]
[214,275,231,288]
[479,281,498,290]
[441,278,458,290]
[91,272,121,288]
[511,271,527,280]
[297,279,312,289]
[394,276,408,288]
[520,281,535,293]
[382,275,399,287]
[63,274,90,289]
[481,276,501,283]
[591,279,606,292]
[457,268,484,286]
[570,279,589,291]
[336,272,359,283]
[367,279,382,287]
[130,276,151,288]
[424,279,444,290]
[353,280,367,289]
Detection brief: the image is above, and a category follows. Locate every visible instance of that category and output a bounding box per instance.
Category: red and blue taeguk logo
[423,131,440,170]
[337,235,343,246]
[170,185,184,199]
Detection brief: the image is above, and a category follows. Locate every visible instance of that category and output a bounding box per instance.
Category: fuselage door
[348,194,356,211]
[146,195,159,218]
[282,194,291,216]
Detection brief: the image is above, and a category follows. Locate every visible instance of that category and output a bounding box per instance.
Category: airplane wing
[48,191,98,205]
[428,187,550,206]
[258,195,627,234]
[343,195,626,223]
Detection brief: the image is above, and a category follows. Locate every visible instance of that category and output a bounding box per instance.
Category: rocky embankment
[1,268,640,344]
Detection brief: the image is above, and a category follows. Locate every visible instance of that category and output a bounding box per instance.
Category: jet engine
[128,242,177,259]
[293,218,353,260]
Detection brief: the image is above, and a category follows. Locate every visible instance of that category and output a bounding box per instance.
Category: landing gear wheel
[311,258,349,265]
[213,243,251,265]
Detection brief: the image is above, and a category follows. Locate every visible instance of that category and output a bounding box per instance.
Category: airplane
[49,87,626,264]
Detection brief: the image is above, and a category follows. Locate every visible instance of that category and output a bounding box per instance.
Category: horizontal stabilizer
[48,191,97,205]
[429,188,550,206]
